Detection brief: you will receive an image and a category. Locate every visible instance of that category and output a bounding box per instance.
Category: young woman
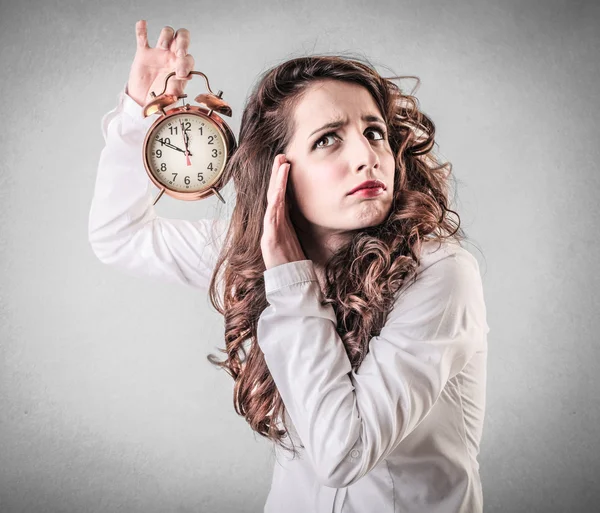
[89,20,490,513]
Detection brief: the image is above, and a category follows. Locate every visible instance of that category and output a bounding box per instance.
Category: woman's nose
[350,131,380,172]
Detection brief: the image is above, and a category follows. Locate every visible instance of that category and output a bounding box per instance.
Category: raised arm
[88,21,227,291]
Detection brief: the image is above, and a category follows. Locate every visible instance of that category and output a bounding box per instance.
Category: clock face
[145,112,227,193]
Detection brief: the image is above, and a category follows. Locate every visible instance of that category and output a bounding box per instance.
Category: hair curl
[206,54,466,458]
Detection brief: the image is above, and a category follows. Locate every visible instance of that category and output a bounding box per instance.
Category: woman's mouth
[347,179,386,195]
[349,187,385,198]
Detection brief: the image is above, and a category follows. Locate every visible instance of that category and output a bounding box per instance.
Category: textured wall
[0,0,598,511]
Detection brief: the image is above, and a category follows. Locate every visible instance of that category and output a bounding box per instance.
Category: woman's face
[284,79,396,241]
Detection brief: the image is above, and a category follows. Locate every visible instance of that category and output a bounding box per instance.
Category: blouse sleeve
[256,247,489,488]
[88,82,226,291]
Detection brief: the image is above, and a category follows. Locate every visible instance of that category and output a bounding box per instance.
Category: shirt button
[350,449,360,458]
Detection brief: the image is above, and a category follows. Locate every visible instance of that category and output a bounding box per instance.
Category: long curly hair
[206,54,465,458]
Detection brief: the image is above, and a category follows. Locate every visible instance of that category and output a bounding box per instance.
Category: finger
[278,162,290,209]
[156,25,175,50]
[266,169,289,228]
[174,28,191,57]
[135,20,149,49]
[267,154,287,204]
[175,54,195,80]
[281,164,293,217]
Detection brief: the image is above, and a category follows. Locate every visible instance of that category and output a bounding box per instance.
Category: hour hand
[157,138,186,153]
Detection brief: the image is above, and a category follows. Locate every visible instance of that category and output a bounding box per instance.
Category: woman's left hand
[261,154,307,270]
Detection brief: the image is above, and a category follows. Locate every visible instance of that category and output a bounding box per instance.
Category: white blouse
[89,84,491,513]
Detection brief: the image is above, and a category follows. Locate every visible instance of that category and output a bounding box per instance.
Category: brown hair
[206,54,465,458]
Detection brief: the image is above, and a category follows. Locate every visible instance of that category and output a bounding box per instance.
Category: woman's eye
[313,126,387,149]
[314,133,338,149]
[365,127,386,141]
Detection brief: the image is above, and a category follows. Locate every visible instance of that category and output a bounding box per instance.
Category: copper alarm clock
[141,70,237,205]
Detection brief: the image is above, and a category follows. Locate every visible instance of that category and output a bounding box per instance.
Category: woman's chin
[352,201,388,226]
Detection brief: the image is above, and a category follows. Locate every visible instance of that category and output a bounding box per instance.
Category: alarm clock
[141,70,237,205]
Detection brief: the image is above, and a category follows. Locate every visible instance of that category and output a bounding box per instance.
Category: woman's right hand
[126,20,195,108]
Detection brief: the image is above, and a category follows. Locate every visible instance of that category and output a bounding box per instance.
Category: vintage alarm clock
[141,70,237,205]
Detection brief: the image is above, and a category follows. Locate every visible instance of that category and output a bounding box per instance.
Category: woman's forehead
[293,81,381,135]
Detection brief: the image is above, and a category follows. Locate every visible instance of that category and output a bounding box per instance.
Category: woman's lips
[350,187,385,198]
[347,179,386,195]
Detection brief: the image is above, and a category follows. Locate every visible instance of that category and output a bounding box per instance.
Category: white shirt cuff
[122,82,149,121]
[264,260,318,295]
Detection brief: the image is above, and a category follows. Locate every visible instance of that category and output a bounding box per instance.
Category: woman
[89,20,490,513]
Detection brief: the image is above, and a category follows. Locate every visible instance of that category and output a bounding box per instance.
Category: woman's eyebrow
[308,114,386,138]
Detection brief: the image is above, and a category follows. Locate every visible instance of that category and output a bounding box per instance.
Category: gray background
[1,0,598,511]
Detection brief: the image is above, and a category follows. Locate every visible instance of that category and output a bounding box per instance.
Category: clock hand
[180,121,193,166]
[157,138,187,154]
